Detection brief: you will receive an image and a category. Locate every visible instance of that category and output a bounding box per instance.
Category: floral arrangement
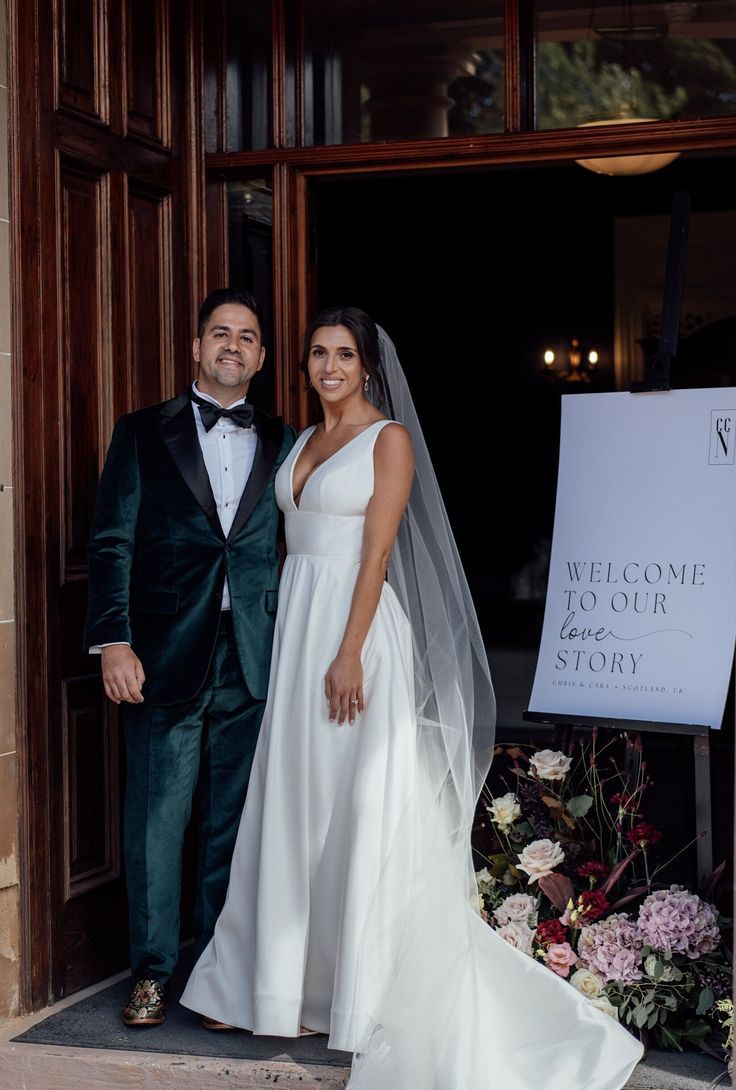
[474,733,731,1054]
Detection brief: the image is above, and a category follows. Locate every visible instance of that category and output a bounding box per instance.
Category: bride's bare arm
[324,423,415,725]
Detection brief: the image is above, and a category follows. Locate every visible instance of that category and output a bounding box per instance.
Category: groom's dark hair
[197,288,264,340]
[300,306,385,405]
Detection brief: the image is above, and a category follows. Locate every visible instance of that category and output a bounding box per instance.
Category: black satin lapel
[228,417,282,541]
[156,396,225,541]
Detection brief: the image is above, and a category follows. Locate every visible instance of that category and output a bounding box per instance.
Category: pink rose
[545,942,578,978]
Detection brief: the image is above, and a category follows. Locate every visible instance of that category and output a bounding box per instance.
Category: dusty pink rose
[517,838,565,883]
[530,749,573,781]
[496,920,536,956]
[545,942,578,977]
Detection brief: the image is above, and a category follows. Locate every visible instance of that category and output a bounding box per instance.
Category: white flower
[496,920,536,956]
[589,995,619,1020]
[530,749,573,781]
[517,838,566,883]
[494,893,538,927]
[570,968,604,999]
[488,792,521,829]
[475,867,492,884]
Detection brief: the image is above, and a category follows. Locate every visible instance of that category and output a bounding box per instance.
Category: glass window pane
[227,177,275,415]
[206,0,272,152]
[536,0,736,131]
[303,1,504,145]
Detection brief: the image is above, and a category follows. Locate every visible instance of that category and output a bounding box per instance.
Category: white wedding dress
[181,420,644,1090]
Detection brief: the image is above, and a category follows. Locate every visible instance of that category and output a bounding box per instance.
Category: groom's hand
[101,645,146,704]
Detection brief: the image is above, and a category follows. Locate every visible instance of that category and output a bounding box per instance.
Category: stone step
[0,971,727,1090]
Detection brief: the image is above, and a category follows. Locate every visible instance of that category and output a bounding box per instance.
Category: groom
[85,288,295,1026]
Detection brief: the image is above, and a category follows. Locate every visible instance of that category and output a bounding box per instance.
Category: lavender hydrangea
[578,913,644,984]
[637,885,720,960]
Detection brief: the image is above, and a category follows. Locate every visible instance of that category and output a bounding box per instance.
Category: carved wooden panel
[14,0,200,1008]
[127,185,174,406]
[61,675,120,900]
[58,160,110,582]
[126,0,170,146]
[56,0,108,122]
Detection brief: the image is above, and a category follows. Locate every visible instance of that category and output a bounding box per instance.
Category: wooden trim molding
[10,0,55,1012]
[184,0,207,317]
[504,0,535,133]
[272,162,305,425]
[206,114,736,174]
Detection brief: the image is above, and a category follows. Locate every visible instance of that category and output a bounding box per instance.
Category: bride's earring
[363,374,370,393]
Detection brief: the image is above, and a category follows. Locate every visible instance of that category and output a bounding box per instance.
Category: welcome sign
[528,390,736,731]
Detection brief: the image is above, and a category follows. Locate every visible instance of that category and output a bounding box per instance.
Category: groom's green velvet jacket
[84,390,295,705]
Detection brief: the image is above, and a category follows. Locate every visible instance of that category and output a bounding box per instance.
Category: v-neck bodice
[274,420,392,558]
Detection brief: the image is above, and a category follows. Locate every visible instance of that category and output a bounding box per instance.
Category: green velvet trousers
[122,613,264,986]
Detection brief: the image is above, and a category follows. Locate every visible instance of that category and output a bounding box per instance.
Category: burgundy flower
[536,918,568,948]
[579,890,610,922]
[576,861,610,883]
[610,791,638,814]
[626,822,662,848]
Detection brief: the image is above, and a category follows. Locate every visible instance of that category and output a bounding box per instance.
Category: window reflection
[212,0,271,152]
[303,0,504,145]
[536,0,736,130]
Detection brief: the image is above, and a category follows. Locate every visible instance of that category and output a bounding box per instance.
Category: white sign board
[528,389,736,730]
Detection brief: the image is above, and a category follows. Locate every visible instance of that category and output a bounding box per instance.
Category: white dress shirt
[90,382,257,651]
[191,381,258,608]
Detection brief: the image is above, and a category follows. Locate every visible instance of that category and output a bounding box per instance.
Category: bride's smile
[308,326,367,404]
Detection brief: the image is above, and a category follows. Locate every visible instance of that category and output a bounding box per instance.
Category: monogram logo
[709,411,736,465]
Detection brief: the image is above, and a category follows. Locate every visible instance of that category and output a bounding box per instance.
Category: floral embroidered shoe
[122,978,168,1026]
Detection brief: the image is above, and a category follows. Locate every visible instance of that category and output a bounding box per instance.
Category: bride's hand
[325,654,364,725]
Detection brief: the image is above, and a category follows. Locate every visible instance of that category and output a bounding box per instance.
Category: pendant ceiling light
[575,1,681,176]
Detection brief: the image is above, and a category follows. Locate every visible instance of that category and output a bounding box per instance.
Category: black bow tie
[191,390,255,432]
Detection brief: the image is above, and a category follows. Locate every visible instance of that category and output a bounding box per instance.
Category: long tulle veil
[346,328,496,1088]
[375,326,496,829]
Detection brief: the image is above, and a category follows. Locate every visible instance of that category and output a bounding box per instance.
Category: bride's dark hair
[300,306,385,405]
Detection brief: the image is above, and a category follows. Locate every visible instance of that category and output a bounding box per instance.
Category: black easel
[524,191,715,884]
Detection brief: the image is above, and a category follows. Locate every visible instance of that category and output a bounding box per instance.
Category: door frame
[9,0,207,1011]
[11,0,736,1012]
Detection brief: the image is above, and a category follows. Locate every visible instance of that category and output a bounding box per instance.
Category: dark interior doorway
[311,155,736,892]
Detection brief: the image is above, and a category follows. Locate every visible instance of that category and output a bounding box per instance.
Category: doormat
[11,948,351,1067]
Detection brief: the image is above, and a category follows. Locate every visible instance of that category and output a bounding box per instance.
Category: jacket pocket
[265,589,278,613]
[131,589,179,615]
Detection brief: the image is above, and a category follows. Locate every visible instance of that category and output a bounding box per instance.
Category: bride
[181,307,644,1090]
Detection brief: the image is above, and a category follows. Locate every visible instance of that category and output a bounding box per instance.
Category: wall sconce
[543,339,600,383]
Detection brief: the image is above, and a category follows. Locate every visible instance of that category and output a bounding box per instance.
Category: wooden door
[11,0,203,1004]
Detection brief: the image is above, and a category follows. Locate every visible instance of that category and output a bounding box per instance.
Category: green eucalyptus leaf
[657,1024,683,1051]
[633,1004,649,1029]
[566,795,594,818]
[696,988,715,1017]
